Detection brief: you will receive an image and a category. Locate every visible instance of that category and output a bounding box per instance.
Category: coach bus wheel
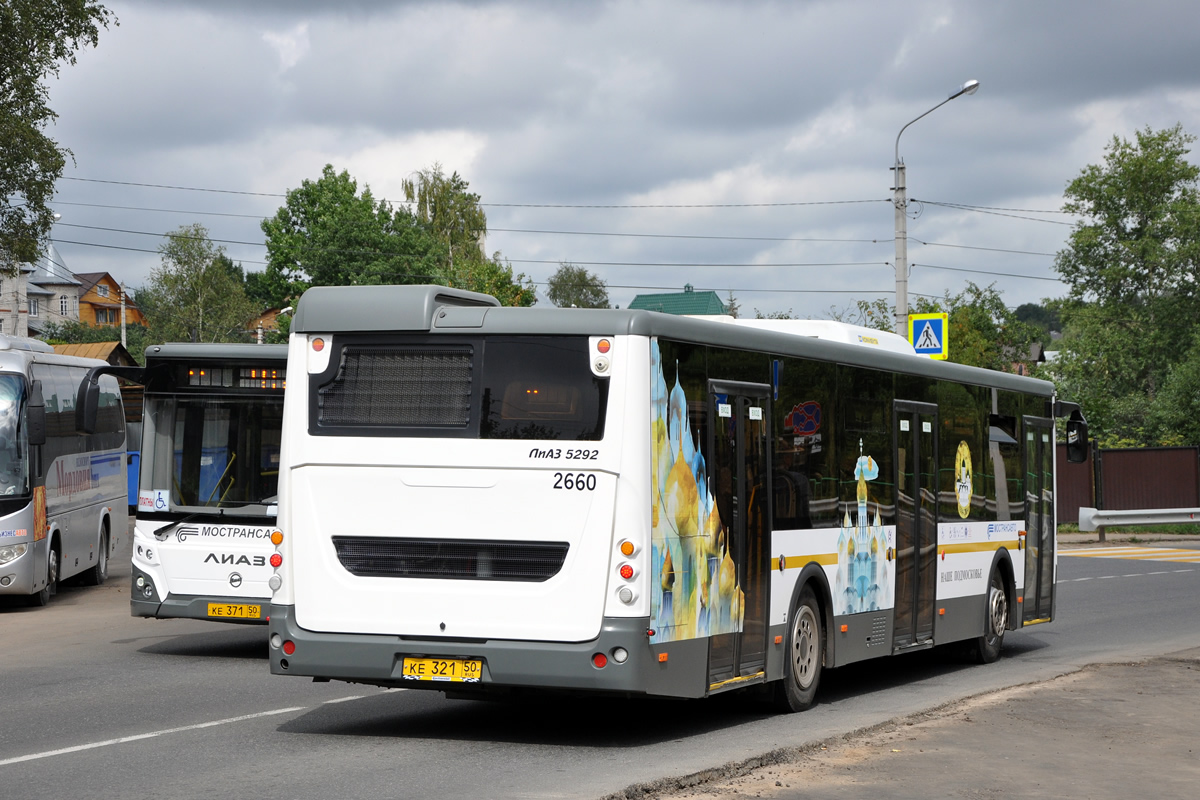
[30,546,59,607]
[974,568,1007,664]
[775,585,823,712]
[83,525,109,586]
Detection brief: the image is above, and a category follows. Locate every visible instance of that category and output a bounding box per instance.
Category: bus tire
[973,567,1008,664]
[774,585,823,712]
[82,524,110,586]
[29,543,59,607]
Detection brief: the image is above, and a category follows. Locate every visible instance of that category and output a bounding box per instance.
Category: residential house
[627,284,727,316]
[73,272,146,329]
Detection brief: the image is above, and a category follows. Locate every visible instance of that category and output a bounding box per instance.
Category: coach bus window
[938,382,988,521]
[773,357,837,530]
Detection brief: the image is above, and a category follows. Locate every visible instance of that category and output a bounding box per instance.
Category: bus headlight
[0,544,28,565]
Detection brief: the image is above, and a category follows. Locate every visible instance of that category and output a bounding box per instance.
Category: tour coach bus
[124,343,286,624]
[266,285,1086,710]
[0,335,127,606]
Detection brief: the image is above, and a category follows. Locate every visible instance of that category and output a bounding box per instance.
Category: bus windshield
[0,374,29,497]
[141,395,282,513]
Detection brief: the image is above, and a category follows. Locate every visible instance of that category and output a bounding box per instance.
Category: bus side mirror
[28,380,47,447]
[75,365,145,435]
[76,376,101,435]
[1065,410,1088,464]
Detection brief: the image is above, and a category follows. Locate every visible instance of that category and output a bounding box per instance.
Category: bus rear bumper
[268,604,710,698]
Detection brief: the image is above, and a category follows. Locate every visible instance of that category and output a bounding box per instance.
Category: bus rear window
[312,336,607,441]
[480,338,606,441]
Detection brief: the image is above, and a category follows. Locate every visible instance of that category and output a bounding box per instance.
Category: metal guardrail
[1078,507,1200,532]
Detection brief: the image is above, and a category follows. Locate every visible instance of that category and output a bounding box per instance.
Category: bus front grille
[330,536,570,582]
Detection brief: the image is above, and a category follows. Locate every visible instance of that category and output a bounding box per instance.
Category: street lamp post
[893,79,980,335]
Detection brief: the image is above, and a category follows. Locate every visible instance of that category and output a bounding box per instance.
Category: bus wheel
[775,585,823,712]
[973,568,1008,664]
[29,546,59,607]
[83,525,109,586]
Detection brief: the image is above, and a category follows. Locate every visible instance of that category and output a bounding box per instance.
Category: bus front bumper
[131,567,269,624]
[268,604,709,698]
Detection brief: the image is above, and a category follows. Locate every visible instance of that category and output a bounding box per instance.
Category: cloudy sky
[42,0,1200,320]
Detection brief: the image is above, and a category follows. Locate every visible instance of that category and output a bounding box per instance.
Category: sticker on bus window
[748,407,762,421]
[718,403,731,418]
[900,419,910,431]
[139,490,170,512]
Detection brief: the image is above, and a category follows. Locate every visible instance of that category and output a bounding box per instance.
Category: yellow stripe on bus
[778,539,1020,571]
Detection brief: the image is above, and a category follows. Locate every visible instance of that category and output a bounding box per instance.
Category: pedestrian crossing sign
[909,313,948,360]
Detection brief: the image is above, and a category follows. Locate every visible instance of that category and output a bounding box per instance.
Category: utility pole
[893,79,980,335]
[120,283,127,348]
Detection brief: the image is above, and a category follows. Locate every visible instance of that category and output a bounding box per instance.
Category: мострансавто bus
[266,286,1087,710]
[120,343,286,624]
[0,335,127,606]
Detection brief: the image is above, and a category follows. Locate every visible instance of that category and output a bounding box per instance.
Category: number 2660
[554,472,596,491]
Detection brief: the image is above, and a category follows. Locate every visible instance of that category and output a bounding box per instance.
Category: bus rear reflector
[592,653,607,669]
[282,640,296,655]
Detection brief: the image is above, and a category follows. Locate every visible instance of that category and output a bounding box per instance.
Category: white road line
[0,706,305,767]
[323,695,365,704]
[1064,568,1196,582]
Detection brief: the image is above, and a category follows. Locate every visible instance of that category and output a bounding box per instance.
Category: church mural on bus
[649,341,744,645]
[834,441,893,615]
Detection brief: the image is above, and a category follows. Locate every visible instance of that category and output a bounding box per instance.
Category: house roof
[52,341,138,366]
[627,286,726,316]
[72,272,109,294]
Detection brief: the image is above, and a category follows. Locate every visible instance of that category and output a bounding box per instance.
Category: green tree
[261,165,444,300]
[39,320,150,365]
[829,297,893,331]
[724,291,740,318]
[1052,125,1200,444]
[138,223,257,343]
[1,1,115,268]
[546,263,610,308]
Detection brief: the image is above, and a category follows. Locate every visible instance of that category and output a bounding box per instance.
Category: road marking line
[0,706,305,767]
[323,695,364,704]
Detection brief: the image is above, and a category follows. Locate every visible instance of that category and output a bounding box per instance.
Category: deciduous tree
[138,223,256,343]
[546,264,609,308]
[0,1,115,268]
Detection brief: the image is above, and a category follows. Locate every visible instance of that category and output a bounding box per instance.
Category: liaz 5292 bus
[80,344,287,624]
[266,286,1087,710]
[0,335,127,606]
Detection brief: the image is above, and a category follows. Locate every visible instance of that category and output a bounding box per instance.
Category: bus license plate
[402,657,482,682]
[207,603,262,619]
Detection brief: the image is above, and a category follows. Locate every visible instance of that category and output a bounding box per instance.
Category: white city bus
[267,286,1086,710]
[0,335,127,606]
[122,344,286,624]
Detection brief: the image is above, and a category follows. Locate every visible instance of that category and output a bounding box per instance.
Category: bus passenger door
[706,381,771,688]
[1023,418,1055,623]
[893,401,938,650]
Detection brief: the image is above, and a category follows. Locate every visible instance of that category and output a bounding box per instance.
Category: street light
[893,79,980,335]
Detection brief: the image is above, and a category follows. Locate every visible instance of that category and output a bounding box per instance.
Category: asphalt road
[2,533,1198,800]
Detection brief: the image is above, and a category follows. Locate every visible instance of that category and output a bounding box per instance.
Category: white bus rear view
[267,286,1087,710]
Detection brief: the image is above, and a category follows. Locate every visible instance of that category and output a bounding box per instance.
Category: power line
[60,175,886,210]
[509,259,888,268]
[490,227,889,244]
[912,262,1065,282]
[917,199,1075,226]
[912,238,1058,257]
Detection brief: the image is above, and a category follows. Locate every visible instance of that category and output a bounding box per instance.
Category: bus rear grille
[331,536,569,582]
[318,347,472,427]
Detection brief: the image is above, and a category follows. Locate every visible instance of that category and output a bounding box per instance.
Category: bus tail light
[271,531,284,546]
[618,587,636,604]
[619,563,634,580]
[270,553,283,568]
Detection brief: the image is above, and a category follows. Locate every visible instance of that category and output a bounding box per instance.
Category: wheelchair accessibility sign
[909,313,948,360]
